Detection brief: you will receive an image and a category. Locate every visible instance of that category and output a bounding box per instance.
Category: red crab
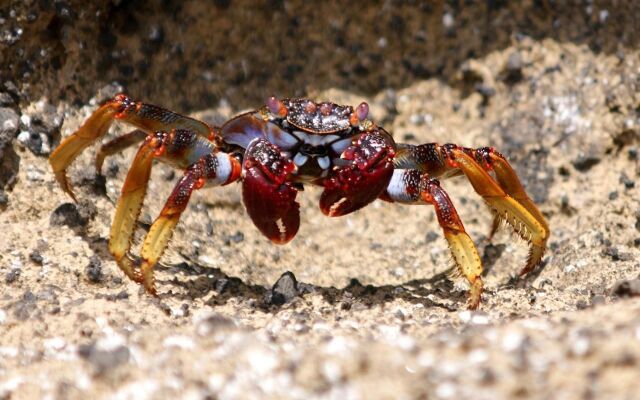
[49,94,549,309]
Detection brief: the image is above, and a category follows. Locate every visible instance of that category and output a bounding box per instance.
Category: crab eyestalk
[266,96,287,118]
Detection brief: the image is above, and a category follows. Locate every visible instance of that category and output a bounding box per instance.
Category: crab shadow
[153,258,537,313]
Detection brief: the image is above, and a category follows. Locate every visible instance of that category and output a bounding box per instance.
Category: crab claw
[242,138,300,244]
[320,131,394,216]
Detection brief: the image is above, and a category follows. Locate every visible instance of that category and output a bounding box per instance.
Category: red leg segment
[95,129,147,175]
[383,169,483,309]
[139,151,241,294]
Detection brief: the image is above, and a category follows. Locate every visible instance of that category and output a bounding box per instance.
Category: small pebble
[85,255,103,283]
[50,203,85,228]
[269,271,299,306]
[29,250,44,265]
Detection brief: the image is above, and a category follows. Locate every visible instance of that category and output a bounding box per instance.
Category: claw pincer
[320,131,395,217]
[242,138,300,244]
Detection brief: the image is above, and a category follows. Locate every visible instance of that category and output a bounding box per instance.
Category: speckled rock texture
[1,1,640,399]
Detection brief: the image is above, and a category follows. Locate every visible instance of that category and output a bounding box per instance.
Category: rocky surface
[2,2,640,400]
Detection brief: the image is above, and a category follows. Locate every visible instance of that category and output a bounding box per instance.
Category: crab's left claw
[242,138,300,244]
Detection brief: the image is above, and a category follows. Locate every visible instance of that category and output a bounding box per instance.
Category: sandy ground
[2,1,640,397]
[1,33,640,399]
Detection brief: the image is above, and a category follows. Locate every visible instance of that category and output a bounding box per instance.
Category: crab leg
[95,129,147,175]
[383,169,483,309]
[49,94,216,201]
[109,138,155,282]
[105,127,240,291]
[395,143,549,275]
[138,152,241,294]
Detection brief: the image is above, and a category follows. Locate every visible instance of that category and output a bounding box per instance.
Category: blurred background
[1,1,637,110]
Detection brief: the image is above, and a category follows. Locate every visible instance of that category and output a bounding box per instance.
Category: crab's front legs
[383,170,483,309]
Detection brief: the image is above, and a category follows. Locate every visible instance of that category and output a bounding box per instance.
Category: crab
[49,94,549,309]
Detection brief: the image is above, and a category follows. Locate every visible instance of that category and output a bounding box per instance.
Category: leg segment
[139,152,241,294]
[395,143,549,275]
[103,127,240,293]
[95,129,147,175]
[383,169,483,309]
[49,94,217,201]
[109,139,155,282]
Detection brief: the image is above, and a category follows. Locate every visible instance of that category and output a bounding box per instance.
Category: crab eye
[266,96,287,117]
[356,102,369,121]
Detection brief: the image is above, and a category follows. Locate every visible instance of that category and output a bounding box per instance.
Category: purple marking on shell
[265,123,298,150]
[305,101,317,114]
[267,96,282,115]
[357,102,369,121]
[221,113,266,148]
[320,103,332,116]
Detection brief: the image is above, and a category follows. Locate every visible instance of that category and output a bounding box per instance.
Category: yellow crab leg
[108,140,155,282]
[382,170,483,309]
[395,143,549,275]
[49,100,118,201]
[444,146,549,275]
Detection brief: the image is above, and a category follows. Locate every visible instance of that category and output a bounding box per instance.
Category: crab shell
[219,97,395,243]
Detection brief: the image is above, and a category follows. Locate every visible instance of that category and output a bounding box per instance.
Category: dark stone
[50,203,86,228]
[576,300,589,310]
[269,271,299,306]
[85,255,103,283]
[425,231,439,243]
[78,342,130,374]
[12,290,38,320]
[603,247,632,262]
[224,231,244,245]
[475,83,496,99]
[504,52,523,83]
[197,313,235,334]
[18,100,64,156]
[29,250,44,265]
[572,153,601,172]
[6,269,20,283]
[0,107,20,191]
[611,279,640,298]
[619,172,635,189]
[0,190,8,210]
